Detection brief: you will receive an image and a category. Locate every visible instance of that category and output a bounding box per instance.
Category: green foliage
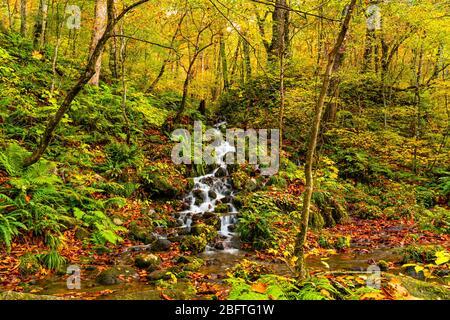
[37,250,66,270]
[73,208,126,245]
[401,245,443,264]
[237,193,281,250]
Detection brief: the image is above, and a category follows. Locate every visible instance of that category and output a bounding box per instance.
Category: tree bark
[219,34,229,90]
[33,0,48,49]
[88,0,108,86]
[20,0,27,36]
[294,0,356,279]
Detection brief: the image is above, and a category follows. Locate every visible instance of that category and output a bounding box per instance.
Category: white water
[178,123,239,253]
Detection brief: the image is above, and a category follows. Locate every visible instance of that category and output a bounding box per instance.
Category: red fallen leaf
[160,291,174,300]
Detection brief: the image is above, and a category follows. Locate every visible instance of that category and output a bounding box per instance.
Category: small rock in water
[134,253,160,270]
[96,266,139,285]
[215,167,227,177]
[208,190,217,199]
[151,238,172,252]
[227,224,236,232]
[214,242,225,250]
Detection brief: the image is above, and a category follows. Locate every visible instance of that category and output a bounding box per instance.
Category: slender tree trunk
[219,34,229,90]
[146,10,186,93]
[242,35,251,82]
[50,1,65,92]
[119,23,130,144]
[88,0,108,86]
[294,0,356,279]
[20,0,26,36]
[108,0,119,80]
[33,0,48,49]
[412,44,424,174]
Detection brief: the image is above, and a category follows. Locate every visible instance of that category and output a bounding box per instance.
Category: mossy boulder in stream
[179,235,208,253]
[96,266,139,285]
[385,274,450,300]
[0,291,62,300]
[191,223,217,242]
[139,164,187,198]
[134,254,161,270]
[129,223,157,244]
[19,253,41,276]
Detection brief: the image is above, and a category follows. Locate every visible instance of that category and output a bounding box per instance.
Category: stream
[19,123,449,299]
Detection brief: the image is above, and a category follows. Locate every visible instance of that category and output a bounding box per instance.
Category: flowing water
[177,122,240,253]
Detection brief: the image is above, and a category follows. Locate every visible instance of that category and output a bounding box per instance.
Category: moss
[19,253,41,276]
[179,235,207,254]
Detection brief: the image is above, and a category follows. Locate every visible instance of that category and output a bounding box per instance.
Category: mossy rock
[19,253,41,276]
[385,274,450,300]
[74,227,90,241]
[175,256,205,272]
[179,235,207,254]
[191,223,217,242]
[0,291,63,300]
[202,213,221,230]
[130,224,157,245]
[266,175,287,188]
[214,203,229,213]
[150,238,172,252]
[134,254,161,270]
[140,167,187,198]
[147,270,172,282]
[96,266,139,285]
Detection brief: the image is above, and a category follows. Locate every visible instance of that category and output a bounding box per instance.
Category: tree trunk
[20,0,27,36]
[146,10,186,93]
[294,0,356,279]
[108,0,119,80]
[268,0,289,64]
[242,35,251,82]
[33,0,48,49]
[219,35,229,90]
[88,0,108,86]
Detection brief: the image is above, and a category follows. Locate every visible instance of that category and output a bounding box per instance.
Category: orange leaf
[251,282,268,294]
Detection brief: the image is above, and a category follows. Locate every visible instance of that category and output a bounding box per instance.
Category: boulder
[96,266,139,285]
[151,238,172,252]
[134,254,161,270]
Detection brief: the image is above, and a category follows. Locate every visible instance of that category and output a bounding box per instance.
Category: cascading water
[177,122,239,253]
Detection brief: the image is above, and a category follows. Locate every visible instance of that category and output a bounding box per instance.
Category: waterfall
[177,122,239,253]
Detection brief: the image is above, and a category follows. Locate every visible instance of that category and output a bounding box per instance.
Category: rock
[0,291,62,300]
[75,227,90,241]
[402,265,425,280]
[60,216,78,230]
[179,235,207,254]
[192,189,205,200]
[208,190,217,199]
[113,217,124,226]
[214,242,225,250]
[221,196,233,204]
[377,260,389,272]
[215,167,227,177]
[202,212,216,219]
[147,270,171,281]
[19,253,40,276]
[204,215,221,230]
[96,266,139,285]
[134,254,161,270]
[227,224,236,232]
[151,238,172,252]
[214,203,229,213]
[130,225,157,245]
